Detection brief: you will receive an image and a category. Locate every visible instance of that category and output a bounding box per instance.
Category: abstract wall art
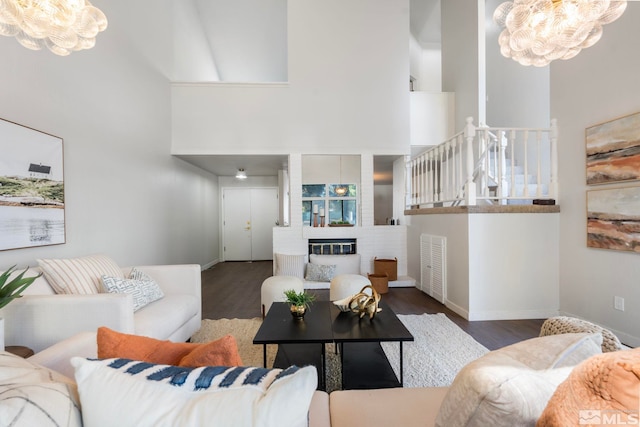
[587,186,640,253]
[586,112,640,185]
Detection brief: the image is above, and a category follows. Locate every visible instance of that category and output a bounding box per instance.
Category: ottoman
[261,275,304,317]
[329,274,371,301]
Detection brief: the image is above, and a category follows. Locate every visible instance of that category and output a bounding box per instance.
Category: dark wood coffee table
[253,301,334,389]
[253,300,413,390]
[331,300,414,389]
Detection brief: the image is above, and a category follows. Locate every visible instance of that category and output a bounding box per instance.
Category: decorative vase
[290,304,306,320]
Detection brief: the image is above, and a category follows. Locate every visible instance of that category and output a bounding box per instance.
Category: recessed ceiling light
[236,168,247,179]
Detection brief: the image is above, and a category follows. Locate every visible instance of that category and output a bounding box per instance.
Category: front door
[223,188,278,261]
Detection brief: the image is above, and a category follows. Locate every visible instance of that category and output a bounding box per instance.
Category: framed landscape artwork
[587,186,640,253]
[586,112,640,185]
[0,118,65,251]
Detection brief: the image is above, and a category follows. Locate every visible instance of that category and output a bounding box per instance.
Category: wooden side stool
[6,345,35,358]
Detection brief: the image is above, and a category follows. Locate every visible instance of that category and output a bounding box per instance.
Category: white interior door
[251,188,278,260]
[223,189,252,261]
[223,188,278,261]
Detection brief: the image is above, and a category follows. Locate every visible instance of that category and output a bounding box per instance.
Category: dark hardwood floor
[201,261,544,351]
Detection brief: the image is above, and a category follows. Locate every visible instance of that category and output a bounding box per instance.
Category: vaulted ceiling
[173,0,440,179]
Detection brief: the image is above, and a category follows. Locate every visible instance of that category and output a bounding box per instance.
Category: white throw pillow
[435,333,604,427]
[101,272,164,312]
[0,352,81,427]
[37,254,123,294]
[305,263,336,282]
[274,253,306,279]
[72,357,317,427]
[309,254,360,276]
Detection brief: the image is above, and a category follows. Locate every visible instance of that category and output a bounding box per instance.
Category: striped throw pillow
[37,254,123,294]
[72,357,317,427]
[274,253,306,279]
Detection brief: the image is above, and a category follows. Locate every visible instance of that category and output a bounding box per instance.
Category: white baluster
[411,159,417,206]
[550,119,558,200]
[536,130,542,198]
[464,117,476,205]
[523,130,529,198]
[498,130,506,203]
[405,155,412,209]
[510,129,516,198]
[458,134,464,199]
[444,141,451,202]
[451,138,458,202]
[418,156,429,203]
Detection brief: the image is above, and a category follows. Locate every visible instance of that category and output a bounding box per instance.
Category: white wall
[441,0,482,129]
[173,0,220,81]
[374,185,393,225]
[172,0,410,156]
[410,91,455,147]
[0,0,219,270]
[468,213,559,320]
[410,34,442,92]
[406,214,471,316]
[406,212,560,321]
[552,3,640,346]
[484,0,550,128]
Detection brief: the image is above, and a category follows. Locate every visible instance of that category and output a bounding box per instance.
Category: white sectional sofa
[0,263,202,355]
[15,331,633,427]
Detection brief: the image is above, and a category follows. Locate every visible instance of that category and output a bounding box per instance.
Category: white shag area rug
[191,313,488,391]
[381,313,489,387]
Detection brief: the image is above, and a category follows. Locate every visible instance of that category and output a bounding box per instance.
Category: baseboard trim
[467,309,559,321]
[445,300,470,320]
[560,310,639,348]
[202,259,220,270]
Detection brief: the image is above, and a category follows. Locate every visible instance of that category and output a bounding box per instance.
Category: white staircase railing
[407,117,558,208]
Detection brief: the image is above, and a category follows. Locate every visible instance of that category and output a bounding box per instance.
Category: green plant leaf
[0,266,41,308]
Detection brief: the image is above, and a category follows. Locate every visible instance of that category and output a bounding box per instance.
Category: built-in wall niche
[301,155,360,226]
[373,155,398,225]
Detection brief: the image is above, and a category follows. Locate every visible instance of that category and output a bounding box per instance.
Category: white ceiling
[176,154,289,177]
[177,154,402,185]
[410,0,441,46]
[174,0,440,182]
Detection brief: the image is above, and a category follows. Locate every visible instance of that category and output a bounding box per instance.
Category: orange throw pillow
[97,327,243,367]
[537,347,640,427]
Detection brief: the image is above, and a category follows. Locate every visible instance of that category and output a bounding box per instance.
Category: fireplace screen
[308,238,356,255]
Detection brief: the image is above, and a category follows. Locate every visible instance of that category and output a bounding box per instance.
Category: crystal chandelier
[493,0,627,67]
[0,0,108,56]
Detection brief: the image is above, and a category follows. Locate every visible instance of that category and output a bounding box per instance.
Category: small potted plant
[283,289,316,320]
[0,265,41,309]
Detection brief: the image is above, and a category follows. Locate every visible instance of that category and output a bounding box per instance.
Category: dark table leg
[263,344,267,368]
[321,343,326,390]
[339,342,344,388]
[400,341,404,386]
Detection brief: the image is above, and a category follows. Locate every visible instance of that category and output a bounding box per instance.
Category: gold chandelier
[493,0,627,67]
[0,0,107,56]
